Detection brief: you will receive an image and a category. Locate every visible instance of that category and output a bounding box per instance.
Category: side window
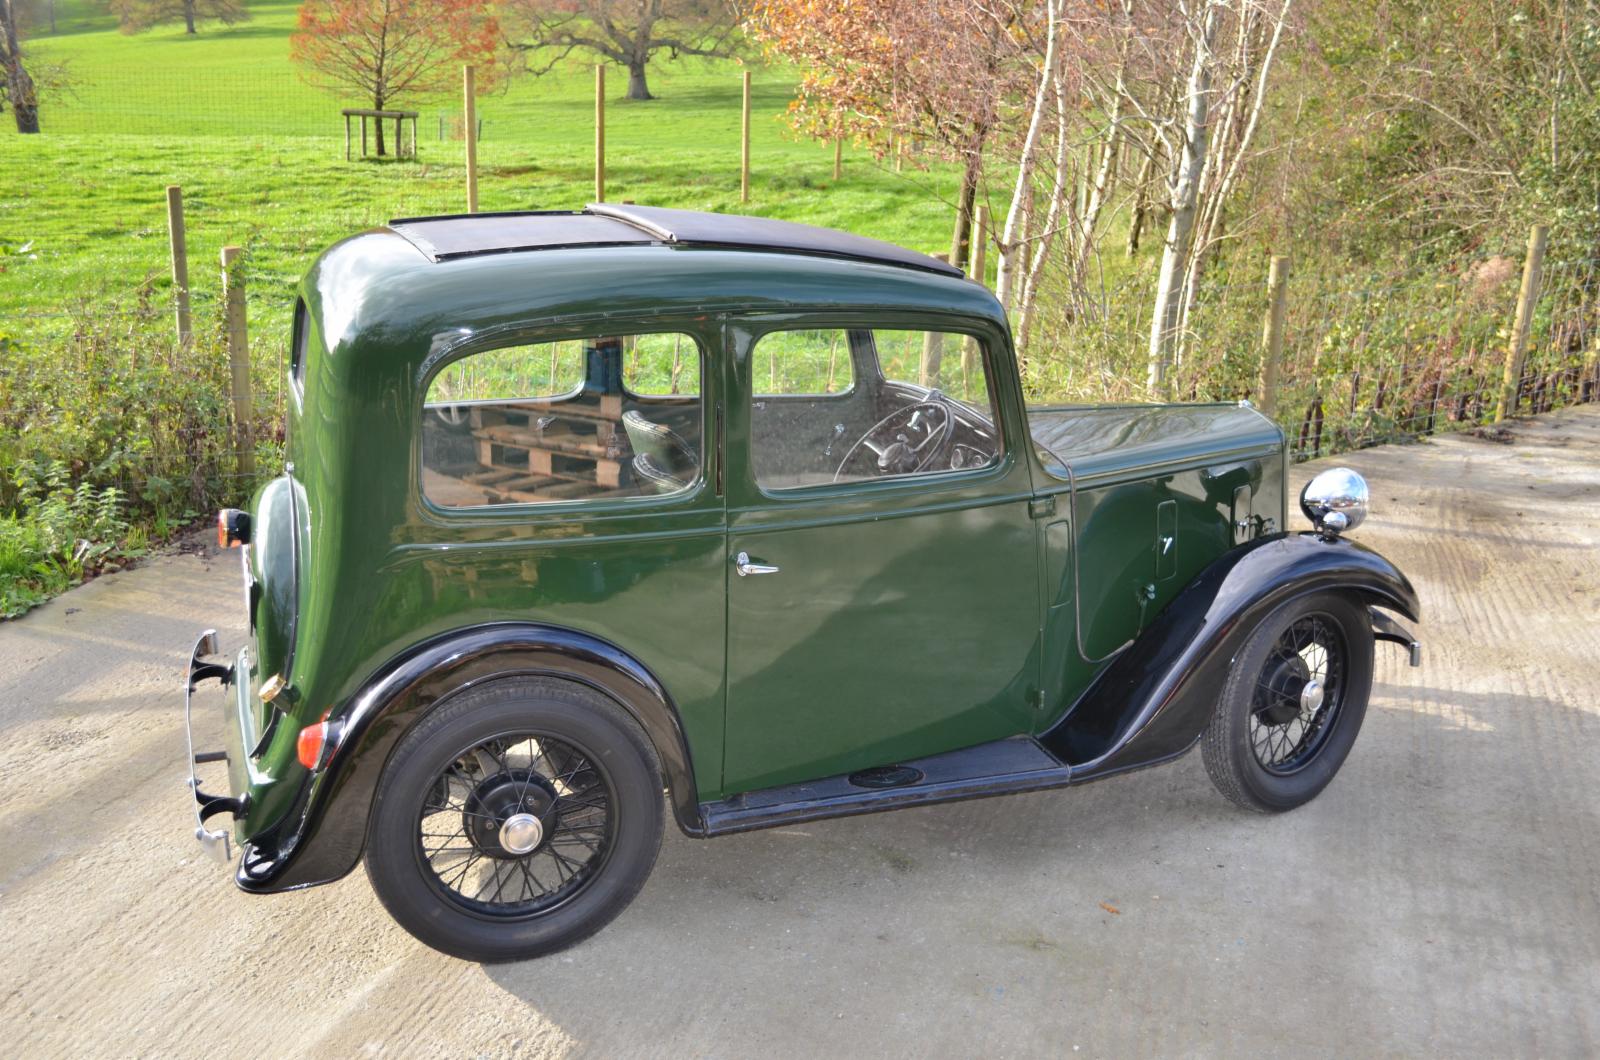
[750,327,1001,492]
[422,333,702,508]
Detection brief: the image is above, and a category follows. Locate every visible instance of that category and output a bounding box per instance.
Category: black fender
[1041,532,1420,779]
[237,622,702,893]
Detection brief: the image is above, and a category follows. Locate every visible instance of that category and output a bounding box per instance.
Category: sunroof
[388,211,651,261]
[386,205,963,277]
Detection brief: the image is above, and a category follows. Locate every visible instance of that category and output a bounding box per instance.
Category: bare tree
[1,0,38,132]
[110,0,249,35]
[505,0,740,101]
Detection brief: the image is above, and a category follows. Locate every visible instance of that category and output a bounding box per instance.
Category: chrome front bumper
[184,629,243,864]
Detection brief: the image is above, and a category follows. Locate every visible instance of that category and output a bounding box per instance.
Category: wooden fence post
[1496,224,1550,422]
[221,246,254,480]
[595,65,606,202]
[740,70,752,203]
[833,137,842,181]
[1257,254,1290,416]
[166,185,191,351]
[463,65,479,213]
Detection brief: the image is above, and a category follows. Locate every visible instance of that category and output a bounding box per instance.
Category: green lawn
[1,0,968,346]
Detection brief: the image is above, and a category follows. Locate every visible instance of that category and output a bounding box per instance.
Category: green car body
[184,206,1419,909]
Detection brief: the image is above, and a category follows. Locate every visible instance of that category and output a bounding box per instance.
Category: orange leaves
[291,0,505,109]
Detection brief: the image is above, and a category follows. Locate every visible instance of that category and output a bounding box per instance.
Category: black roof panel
[386,205,963,277]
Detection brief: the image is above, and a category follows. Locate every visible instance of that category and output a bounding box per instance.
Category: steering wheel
[833,398,955,482]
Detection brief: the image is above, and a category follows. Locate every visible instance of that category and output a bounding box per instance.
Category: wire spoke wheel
[1247,613,1347,774]
[416,731,615,918]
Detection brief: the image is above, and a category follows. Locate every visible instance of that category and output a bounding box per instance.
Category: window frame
[414,321,713,519]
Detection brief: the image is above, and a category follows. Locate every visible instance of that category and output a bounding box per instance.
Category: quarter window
[750,328,1001,491]
[422,333,702,508]
[754,328,854,396]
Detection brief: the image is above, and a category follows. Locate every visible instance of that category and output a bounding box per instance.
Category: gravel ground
[2,406,1598,1058]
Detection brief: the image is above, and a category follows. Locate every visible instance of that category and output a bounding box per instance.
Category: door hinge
[1027,687,1046,711]
[1029,496,1057,520]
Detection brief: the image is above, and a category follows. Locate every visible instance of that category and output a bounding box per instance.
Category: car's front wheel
[365,677,664,962]
[1201,591,1375,812]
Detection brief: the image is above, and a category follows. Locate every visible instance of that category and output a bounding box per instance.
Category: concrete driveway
[2,406,1597,1057]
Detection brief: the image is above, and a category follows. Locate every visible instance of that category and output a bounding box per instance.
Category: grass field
[1,0,971,348]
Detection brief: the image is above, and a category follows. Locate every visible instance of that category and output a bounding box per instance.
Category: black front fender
[1042,532,1419,779]
[236,622,703,893]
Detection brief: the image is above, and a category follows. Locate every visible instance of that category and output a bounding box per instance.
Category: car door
[721,314,1041,795]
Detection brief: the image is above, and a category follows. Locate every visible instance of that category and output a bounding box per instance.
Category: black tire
[1202,591,1375,813]
[365,677,664,962]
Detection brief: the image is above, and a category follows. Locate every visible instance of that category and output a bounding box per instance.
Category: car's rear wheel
[1201,591,1375,812]
[365,677,664,962]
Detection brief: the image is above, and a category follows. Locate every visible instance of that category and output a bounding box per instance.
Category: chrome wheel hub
[1299,678,1325,714]
[498,812,544,855]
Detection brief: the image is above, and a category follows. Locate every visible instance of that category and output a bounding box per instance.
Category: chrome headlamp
[1300,467,1368,535]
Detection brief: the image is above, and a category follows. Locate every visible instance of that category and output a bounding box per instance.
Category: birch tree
[1147,1,1223,398]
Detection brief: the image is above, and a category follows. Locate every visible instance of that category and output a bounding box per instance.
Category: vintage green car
[184,205,1421,961]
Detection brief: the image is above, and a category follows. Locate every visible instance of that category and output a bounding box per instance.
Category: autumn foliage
[290,0,502,154]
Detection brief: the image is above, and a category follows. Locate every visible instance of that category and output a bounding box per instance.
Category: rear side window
[421,333,702,508]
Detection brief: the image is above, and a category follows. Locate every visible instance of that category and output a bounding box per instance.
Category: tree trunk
[1126,143,1157,256]
[1,0,38,133]
[1146,2,1222,399]
[1073,3,1132,279]
[9,81,38,133]
[1015,51,1075,357]
[996,0,1061,313]
[948,145,983,273]
[374,115,387,156]
[626,60,652,101]
[183,0,196,34]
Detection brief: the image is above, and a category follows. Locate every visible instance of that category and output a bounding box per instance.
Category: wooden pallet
[466,395,630,492]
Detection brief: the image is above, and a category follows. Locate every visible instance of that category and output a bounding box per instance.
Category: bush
[0,302,284,617]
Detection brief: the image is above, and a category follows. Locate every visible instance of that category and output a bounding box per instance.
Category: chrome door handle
[734,551,780,577]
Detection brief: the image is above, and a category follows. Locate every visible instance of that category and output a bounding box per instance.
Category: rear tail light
[296,717,341,771]
[217,508,251,548]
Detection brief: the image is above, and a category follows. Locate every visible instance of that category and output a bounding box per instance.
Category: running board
[698,737,1072,837]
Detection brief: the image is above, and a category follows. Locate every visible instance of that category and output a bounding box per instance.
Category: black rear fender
[236,623,701,893]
